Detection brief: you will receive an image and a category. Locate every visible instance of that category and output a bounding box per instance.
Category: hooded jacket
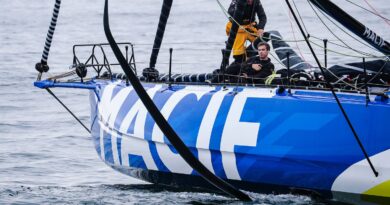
[228,0,267,29]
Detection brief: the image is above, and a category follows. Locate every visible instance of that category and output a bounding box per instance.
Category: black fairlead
[103,0,251,201]
[286,0,379,177]
[76,63,87,82]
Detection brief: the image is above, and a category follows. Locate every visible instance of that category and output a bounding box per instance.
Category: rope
[292,0,309,36]
[41,0,61,64]
[265,71,277,85]
[104,0,252,200]
[45,88,91,134]
[308,39,383,59]
[36,0,62,81]
[283,1,307,62]
[363,0,390,27]
[358,57,390,89]
[343,0,390,24]
[47,70,77,80]
[214,0,384,69]
[287,0,379,177]
[307,0,380,58]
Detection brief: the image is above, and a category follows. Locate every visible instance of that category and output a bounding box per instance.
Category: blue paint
[117,136,122,165]
[129,154,147,169]
[165,93,212,157]
[143,88,174,172]
[34,80,96,90]
[103,131,114,164]
[90,81,390,193]
[208,94,235,179]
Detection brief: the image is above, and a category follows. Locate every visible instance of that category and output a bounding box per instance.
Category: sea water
[0,0,388,204]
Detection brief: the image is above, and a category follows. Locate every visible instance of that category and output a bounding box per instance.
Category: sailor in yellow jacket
[227,0,267,63]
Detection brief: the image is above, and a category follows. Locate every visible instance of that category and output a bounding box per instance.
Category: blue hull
[87,80,390,204]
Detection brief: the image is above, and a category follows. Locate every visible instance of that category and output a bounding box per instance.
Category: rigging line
[310,0,385,53]
[308,0,380,57]
[308,39,382,59]
[40,0,61,64]
[278,0,308,63]
[308,36,387,59]
[307,0,376,57]
[47,70,77,80]
[287,0,379,178]
[134,41,224,46]
[35,0,62,81]
[45,88,91,134]
[323,66,360,90]
[358,58,390,89]
[287,6,307,62]
[309,35,379,56]
[363,0,390,27]
[292,0,309,35]
[103,0,251,201]
[344,0,390,23]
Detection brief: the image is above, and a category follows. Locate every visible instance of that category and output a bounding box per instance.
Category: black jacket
[228,0,267,29]
[242,56,274,78]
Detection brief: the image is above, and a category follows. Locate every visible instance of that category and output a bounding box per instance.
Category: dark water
[0,0,388,204]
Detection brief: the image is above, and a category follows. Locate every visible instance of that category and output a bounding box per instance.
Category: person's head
[257,42,270,60]
[247,0,254,5]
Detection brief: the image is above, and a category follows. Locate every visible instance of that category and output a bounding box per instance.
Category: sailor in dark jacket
[224,42,274,83]
[226,0,267,63]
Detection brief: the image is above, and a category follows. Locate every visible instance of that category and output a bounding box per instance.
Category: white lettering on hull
[98,83,278,179]
[220,89,274,180]
[118,85,162,170]
[152,87,214,174]
[196,89,232,174]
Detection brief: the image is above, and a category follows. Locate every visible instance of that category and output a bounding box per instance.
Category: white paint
[220,88,274,180]
[152,86,213,174]
[118,85,162,139]
[99,84,162,170]
[98,81,121,123]
[196,88,232,174]
[332,149,390,194]
[107,87,133,127]
[99,126,105,160]
[99,120,158,170]
[120,133,158,170]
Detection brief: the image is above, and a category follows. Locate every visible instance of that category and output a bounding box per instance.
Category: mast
[308,0,390,56]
